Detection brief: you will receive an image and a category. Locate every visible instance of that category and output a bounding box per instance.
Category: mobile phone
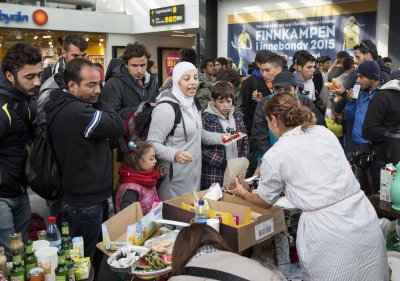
[352,84,361,99]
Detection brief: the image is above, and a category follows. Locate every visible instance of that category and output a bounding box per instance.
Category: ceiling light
[43,35,51,38]
[98,43,102,46]
[0,44,2,47]
[172,30,185,33]
[48,42,53,45]
[100,38,104,42]
[34,35,38,40]
[86,37,89,42]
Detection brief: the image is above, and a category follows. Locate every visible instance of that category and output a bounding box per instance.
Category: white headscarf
[172,62,197,109]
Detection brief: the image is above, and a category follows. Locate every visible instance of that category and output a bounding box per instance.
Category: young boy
[200,81,249,189]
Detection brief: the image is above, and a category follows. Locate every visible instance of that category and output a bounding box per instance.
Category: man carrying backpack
[44,58,125,264]
[0,43,42,254]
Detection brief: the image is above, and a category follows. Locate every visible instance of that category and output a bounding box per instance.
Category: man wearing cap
[363,70,400,193]
[344,60,380,194]
[252,72,325,166]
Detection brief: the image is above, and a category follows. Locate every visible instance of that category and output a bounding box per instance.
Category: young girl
[115,141,160,214]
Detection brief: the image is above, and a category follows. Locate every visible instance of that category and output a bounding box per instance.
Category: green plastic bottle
[391,162,400,210]
[55,250,68,281]
[24,240,37,279]
[9,250,25,281]
[62,245,75,281]
[61,222,72,250]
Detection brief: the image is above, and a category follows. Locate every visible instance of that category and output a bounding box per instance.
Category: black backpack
[125,97,201,142]
[25,120,62,200]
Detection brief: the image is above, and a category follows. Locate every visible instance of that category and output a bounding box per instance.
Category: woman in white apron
[231,93,388,281]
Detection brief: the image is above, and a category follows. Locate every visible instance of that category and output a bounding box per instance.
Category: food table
[96,242,170,280]
[368,195,400,219]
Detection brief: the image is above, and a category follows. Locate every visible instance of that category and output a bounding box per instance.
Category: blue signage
[0,11,29,24]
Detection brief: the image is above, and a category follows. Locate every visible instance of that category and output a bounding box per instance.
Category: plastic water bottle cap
[198,199,204,206]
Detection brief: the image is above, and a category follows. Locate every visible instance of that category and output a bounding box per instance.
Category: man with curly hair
[0,43,42,254]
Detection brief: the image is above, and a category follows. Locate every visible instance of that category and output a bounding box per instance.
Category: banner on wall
[227,0,377,76]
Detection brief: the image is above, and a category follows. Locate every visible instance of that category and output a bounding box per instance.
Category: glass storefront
[0,28,106,68]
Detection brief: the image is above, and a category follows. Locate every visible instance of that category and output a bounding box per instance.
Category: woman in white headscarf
[147,62,225,200]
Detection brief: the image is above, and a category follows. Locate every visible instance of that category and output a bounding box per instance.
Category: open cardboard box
[102,202,143,251]
[163,191,286,252]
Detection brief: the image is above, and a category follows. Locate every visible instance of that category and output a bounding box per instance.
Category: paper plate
[388,251,400,281]
[133,266,172,277]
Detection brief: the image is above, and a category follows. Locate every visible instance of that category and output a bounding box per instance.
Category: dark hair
[1,43,42,76]
[63,33,88,52]
[211,81,234,101]
[342,57,355,71]
[266,53,283,68]
[179,48,197,66]
[122,42,151,64]
[264,93,316,132]
[215,69,241,90]
[296,52,316,68]
[292,50,310,67]
[353,39,378,60]
[254,50,274,64]
[215,57,228,67]
[200,59,213,72]
[124,141,154,171]
[147,60,155,72]
[317,56,331,64]
[171,224,232,276]
[64,58,95,86]
[383,57,392,63]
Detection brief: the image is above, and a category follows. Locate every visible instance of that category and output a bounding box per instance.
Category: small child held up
[115,141,160,214]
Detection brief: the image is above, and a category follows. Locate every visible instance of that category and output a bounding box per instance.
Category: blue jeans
[60,202,103,262]
[0,193,31,255]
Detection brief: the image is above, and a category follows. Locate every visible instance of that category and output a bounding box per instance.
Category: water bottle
[194,199,208,224]
[46,216,61,249]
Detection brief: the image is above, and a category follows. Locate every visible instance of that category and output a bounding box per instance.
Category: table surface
[96,242,171,280]
[369,195,400,219]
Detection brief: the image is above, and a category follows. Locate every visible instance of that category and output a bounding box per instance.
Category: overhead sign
[227,0,377,76]
[150,5,184,26]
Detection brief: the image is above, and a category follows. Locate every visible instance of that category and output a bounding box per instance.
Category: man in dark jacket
[0,43,42,253]
[252,71,326,161]
[236,51,281,133]
[101,42,159,120]
[363,70,400,194]
[41,33,87,84]
[45,58,125,263]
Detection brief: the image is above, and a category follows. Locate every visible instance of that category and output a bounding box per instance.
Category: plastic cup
[32,240,50,253]
[34,247,58,281]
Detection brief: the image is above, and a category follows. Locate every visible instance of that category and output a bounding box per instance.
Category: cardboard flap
[103,202,143,241]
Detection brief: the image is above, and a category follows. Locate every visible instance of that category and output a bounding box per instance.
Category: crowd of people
[1,32,399,280]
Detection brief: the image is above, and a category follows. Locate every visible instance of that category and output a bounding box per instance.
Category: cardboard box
[102,202,143,250]
[163,191,286,252]
[102,202,163,250]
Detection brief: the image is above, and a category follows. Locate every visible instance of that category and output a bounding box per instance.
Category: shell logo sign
[32,9,48,26]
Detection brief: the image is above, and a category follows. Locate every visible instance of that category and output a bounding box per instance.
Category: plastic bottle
[0,246,6,280]
[194,199,208,224]
[10,250,24,281]
[46,216,61,249]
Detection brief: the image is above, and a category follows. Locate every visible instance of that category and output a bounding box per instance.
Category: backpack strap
[158,100,187,140]
[182,266,250,281]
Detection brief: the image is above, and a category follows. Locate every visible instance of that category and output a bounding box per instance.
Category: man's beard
[13,76,39,97]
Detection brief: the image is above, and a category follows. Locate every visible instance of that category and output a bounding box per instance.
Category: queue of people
[0,31,399,281]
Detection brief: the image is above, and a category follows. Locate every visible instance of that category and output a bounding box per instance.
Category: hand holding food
[174,151,193,164]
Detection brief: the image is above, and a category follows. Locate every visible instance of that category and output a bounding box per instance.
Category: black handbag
[350,143,376,168]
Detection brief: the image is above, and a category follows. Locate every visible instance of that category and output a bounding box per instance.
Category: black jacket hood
[0,69,29,102]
